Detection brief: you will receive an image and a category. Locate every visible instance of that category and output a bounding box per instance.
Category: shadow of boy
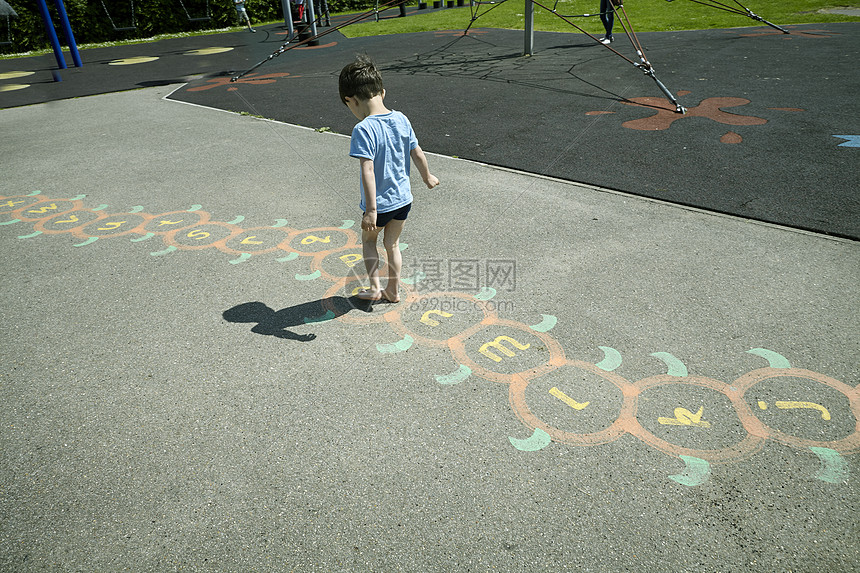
[222,296,371,341]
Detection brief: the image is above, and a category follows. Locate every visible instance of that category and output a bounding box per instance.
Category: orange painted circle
[732,368,860,453]
[385,291,498,349]
[164,222,237,250]
[33,209,102,235]
[80,213,150,238]
[509,359,635,446]
[447,318,566,385]
[13,199,78,222]
[222,226,292,255]
[624,375,765,463]
[310,243,388,283]
[143,210,209,235]
[0,195,45,215]
[286,227,358,255]
[319,278,397,325]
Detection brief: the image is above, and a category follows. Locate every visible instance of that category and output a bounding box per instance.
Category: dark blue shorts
[369,202,411,228]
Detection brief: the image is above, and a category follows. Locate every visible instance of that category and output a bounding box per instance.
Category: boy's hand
[362,211,377,231]
[424,174,440,189]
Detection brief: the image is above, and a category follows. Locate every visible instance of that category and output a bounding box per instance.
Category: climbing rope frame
[508,0,688,113]
[667,0,788,34]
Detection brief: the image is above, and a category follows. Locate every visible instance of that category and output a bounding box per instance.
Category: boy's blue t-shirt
[349,110,418,213]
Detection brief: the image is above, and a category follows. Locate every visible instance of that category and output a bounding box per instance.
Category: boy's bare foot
[382,289,400,303]
[357,289,383,301]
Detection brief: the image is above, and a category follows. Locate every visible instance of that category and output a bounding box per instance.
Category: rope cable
[614,2,650,68]
[530,0,684,111]
[466,0,511,33]
[548,0,616,19]
[671,0,788,33]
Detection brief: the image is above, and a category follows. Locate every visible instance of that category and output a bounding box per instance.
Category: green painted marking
[18,231,42,239]
[26,191,42,196]
[187,205,203,212]
[810,447,848,484]
[272,219,289,228]
[435,364,471,385]
[227,215,245,225]
[747,348,791,369]
[276,252,299,262]
[295,270,321,281]
[151,245,177,256]
[651,352,688,377]
[669,456,711,486]
[474,287,497,301]
[376,334,413,354]
[129,206,144,213]
[402,270,425,285]
[339,220,355,229]
[596,346,622,372]
[73,237,98,247]
[0,219,21,226]
[304,310,336,324]
[130,232,155,242]
[399,242,408,251]
[529,314,557,333]
[92,204,109,211]
[509,428,551,452]
[69,194,86,200]
[229,253,252,264]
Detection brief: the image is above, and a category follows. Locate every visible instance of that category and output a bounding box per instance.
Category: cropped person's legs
[599,0,614,43]
[381,219,406,302]
[358,227,383,300]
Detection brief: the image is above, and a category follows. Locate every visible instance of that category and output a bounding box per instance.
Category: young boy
[339,55,439,303]
[233,0,255,32]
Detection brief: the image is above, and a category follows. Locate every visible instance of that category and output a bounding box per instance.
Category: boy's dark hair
[339,55,384,105]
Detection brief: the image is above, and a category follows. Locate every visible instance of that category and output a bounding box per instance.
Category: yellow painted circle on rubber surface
[184,47,234,56]
[108,56,160,66]
[0,84,30,92]
[0,71,35,80]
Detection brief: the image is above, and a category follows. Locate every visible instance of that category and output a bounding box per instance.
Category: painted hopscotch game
[2,190,857,488]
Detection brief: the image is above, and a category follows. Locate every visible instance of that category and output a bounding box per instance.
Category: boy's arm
[410,145,440,189]
[360,157,378,230]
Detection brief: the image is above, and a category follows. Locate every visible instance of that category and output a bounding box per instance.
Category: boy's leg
[381,219,406,302]
[358,227,383,300]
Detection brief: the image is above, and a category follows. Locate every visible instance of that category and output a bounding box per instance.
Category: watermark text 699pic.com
[404,257,517,312]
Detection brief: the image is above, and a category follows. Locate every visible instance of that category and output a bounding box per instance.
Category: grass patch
[342,0,860,37]
[3,2,856,60]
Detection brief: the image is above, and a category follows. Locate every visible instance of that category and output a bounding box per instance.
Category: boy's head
[339,55,384,105]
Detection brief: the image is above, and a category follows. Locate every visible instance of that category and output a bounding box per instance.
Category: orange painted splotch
[621,96,767,131]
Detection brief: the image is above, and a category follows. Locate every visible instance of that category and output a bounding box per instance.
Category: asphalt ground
[1,14,859,573]
[2,17,858,239]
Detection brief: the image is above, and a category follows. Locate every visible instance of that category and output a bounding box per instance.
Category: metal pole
[281,0,294,35]
[524,0,534,55]
[52,0,82,67]
[36,0,65,69]
[306,0,318,40]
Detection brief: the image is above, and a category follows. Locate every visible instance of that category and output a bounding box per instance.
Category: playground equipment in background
[34,0,82,75]
[99,0,137,32]
[466,0,782,112]
[666,0,788,34]
[233,0,406,82]
[178,0,212,23]
[0,0,16,47]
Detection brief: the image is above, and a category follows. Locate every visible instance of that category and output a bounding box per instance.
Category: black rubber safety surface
[2,19,857,239]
